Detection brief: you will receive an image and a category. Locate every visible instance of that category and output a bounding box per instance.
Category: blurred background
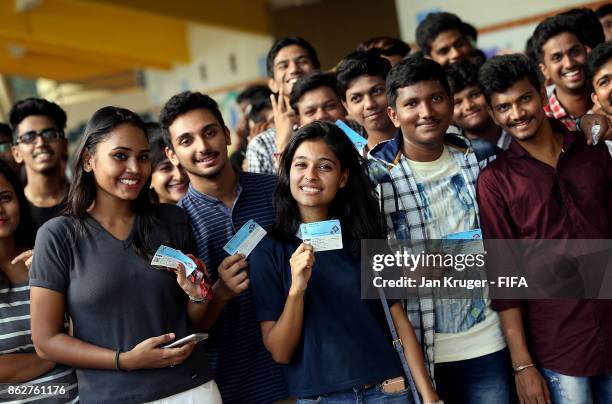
[0,0,606,141]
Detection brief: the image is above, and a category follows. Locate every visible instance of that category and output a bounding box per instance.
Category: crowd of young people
[1,5,612,404]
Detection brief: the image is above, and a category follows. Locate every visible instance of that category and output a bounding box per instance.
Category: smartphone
[162,333,208,349]
[381,376,405,393]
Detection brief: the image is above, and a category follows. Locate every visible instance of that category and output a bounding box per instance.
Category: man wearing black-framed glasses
[9,98,68,234]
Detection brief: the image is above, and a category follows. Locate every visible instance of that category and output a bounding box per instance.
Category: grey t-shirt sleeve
[29,218,72,294]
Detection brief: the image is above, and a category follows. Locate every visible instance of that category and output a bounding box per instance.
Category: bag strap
[377,285,422,404]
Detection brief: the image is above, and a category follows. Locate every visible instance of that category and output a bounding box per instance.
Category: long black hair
[64,106,157,257]
[272,121,385,250]
[0,160,33,249]
[146,122,167,203]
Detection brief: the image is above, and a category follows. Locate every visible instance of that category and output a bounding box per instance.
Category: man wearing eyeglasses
[9,98,68,234]
[0,123,20,175]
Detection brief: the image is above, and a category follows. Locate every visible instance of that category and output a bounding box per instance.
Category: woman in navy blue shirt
[250,121,438,403]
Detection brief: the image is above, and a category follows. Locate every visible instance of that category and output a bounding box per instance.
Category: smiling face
[289,139,348,221]
[343,74,394,133]
[85,124,151,203]
[166,108,231,181]
[150,159,189,204]
[591,58,612,116]
[269,45,317,96]
[296,87,346,126]
[0,174,20,240]
[12,115,66,175]
[539,32,587,94]
[388,80,453,148]
[428,29,472,66]
[488,77,546,142]
[452,84,491,131]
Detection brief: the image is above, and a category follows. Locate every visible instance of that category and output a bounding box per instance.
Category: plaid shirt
[367,130,491,378]
[245,121,367,175]
[245,127,277,175]
[544,90,578,131]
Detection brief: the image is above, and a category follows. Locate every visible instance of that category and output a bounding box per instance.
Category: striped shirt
[0,282,78,403]
[178,172,287,404]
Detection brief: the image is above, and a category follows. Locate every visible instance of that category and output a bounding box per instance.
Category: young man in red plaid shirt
[533,15,592,131]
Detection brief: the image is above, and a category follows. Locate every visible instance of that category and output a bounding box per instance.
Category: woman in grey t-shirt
[29,107,220,404]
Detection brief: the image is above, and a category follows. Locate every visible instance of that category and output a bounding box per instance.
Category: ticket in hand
[299,219,343,252]
[223,219,267,257]
[336,120,367,155]
[442,228,484,255]
[151,245,198,277]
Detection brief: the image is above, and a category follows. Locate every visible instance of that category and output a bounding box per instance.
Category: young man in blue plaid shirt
[368,56,512,404]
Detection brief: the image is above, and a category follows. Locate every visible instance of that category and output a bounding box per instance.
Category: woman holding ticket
[28,107,221,403]
[250,122,439,403]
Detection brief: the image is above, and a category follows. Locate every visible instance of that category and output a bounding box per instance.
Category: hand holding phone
[162,333,208,349]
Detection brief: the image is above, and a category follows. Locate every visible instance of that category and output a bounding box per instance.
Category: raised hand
[289,243,315,295]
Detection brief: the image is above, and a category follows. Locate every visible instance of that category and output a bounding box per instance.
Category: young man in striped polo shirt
[160,91,287,404]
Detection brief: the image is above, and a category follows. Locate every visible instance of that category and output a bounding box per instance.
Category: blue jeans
[296,383,413,404]
[540,368,612,404]
[434,348,514,404]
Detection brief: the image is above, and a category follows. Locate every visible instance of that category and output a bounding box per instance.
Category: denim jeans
[434,348,514,404]
[296,383,413,404]
[540,367,612,404]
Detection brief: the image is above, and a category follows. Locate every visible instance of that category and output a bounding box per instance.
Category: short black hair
[560,8,604,49]
[9,98,67,136]
[236,84,271,106]
[145,122,168,169]
[416,12,467,56]
[596,4,612,18]
[289,72,340,112]
[478,54,541,105]
[445,60,480,95]
[587,41,612,88]
[266,37,320,78]
[0,123,11,139]
[336,51,392,100]
[386,56,451,109]
[462,22,478,43]
[357,36,411,58]
[247,97,273,124]
[159,91,226,148]
[532,15,586,63]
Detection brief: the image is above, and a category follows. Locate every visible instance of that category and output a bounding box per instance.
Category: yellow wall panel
[0,0,190,73]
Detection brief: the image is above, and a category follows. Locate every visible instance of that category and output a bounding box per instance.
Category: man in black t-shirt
[9,98,68,234]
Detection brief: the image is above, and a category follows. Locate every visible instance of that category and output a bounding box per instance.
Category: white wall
[395,0,595,50]
[145,23,273,108]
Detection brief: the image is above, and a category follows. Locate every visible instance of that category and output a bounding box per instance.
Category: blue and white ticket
[442,228,484,254]
[299,219,343,252]
[336,120,367,155]
[151,245,197,276]
[223,219,267,257]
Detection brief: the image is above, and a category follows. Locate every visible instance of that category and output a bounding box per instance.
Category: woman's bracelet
[114,349,123,371]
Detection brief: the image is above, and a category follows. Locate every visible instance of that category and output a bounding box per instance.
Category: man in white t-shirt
[368,56,511,404]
